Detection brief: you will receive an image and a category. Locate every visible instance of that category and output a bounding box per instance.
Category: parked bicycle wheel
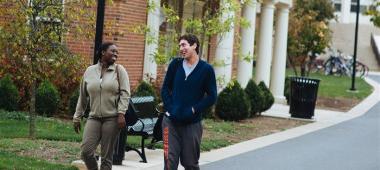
[323,58,342,76]
[354,61,369,78]
[324,56,350,76]
[323,58,334,75]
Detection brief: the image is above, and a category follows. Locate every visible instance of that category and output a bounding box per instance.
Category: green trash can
[289,76,320,119]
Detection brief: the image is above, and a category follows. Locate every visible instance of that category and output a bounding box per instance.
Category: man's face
[179,39,196,59]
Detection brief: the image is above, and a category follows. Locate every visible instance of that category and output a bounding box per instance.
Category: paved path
[201,75,380,170]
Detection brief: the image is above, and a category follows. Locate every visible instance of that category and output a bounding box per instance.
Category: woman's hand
[73,122,81,134]
[117,113,126,129]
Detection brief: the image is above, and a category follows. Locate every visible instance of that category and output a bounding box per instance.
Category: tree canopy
[366,1,380,27]
[0,0,96,138]
[287,0,335,76]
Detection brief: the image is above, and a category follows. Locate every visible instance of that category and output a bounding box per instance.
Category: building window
[335,3,342,11]
[350,5,367,13]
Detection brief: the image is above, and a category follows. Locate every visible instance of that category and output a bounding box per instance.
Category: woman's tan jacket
[73,63,130,123]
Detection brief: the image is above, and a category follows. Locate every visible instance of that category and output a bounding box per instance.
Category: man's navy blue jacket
[161,58,217,124]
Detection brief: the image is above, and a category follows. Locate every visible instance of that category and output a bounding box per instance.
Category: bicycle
[323,50,350,76]
[344,55,369,78]
[323,49,369,78]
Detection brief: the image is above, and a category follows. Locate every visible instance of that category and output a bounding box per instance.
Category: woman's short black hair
[96,42,115,61]
[178,34,200,54]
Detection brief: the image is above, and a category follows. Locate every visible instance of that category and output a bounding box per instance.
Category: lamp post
[93,0,106,64]
[350,0,360,91]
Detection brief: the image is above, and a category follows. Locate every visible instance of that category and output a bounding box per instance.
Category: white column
[341,0,351,23]
[237,0,257,88]
[143,0,161,81]
[214,0,235,90]
[270,5,290,104]
[255,1,275,86]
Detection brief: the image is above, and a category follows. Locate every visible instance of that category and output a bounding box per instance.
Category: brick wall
[107,0,147,90]
[66,0,148,90]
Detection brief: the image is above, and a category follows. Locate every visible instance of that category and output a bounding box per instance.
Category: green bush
[69,89,79,115]
[69,88,90,118]
[202,105,215,119]
[258,81,274,112]
[215,80,250,121]
[134,81,157,97]
[0,75,19,111]
[0,110,27,120]
[133,81,158,104]
[284,77,290,104]
[245,79,264,116]
[36,80,60,117]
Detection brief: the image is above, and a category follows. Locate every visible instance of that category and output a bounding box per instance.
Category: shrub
[69,89,79,115]
[50,46,87,116]
[202,105,215,119]
[258,81,274,112]
[36,80,60,117]
[0,110,27,120]
[0,75,19,111]
[0,44,87,113]
[284,77,290,104]
[215,80,250,121]
[134,81,157,97]
[245,79,264,116]
[68,88,90,118]
[133,81,158,104]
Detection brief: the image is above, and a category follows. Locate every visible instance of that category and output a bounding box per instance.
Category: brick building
[1,0,293,102]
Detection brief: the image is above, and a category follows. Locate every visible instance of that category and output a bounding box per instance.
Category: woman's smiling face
[102,44,118,65]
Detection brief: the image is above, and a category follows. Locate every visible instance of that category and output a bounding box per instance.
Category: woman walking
[73,42,130,170]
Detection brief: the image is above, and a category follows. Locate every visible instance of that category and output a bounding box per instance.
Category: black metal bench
[126,96,162,163]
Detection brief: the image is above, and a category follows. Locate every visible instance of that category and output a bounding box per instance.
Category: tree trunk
[29,78,36,139]
[300,55,308,77]
[199,31,206,58]
[306,53,316,77]
[28,0,37,139]
[287,55,298,76]
[300,64,306,77]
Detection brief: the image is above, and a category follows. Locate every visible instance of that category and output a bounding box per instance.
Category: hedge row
[215,79,274,121]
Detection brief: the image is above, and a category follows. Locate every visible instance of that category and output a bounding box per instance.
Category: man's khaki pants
[81,116,120,170]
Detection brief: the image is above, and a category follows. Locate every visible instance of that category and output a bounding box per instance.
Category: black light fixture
[350,0,360,91]
[93,0,106,64]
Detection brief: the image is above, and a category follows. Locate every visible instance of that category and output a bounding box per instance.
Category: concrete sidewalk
[72,73,380,170]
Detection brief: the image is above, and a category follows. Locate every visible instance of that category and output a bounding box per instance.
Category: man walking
[161,34,217,170]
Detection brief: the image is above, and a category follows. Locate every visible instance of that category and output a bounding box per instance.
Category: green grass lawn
[0,151,77,170]
[253,68,373,100]
[0,114,144,149]
[0,119,81,142]
[305,72,372,99]
[0,138,81,164]
[284,69,373,100]
[0,115,243,153]
[0,113,250,153]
